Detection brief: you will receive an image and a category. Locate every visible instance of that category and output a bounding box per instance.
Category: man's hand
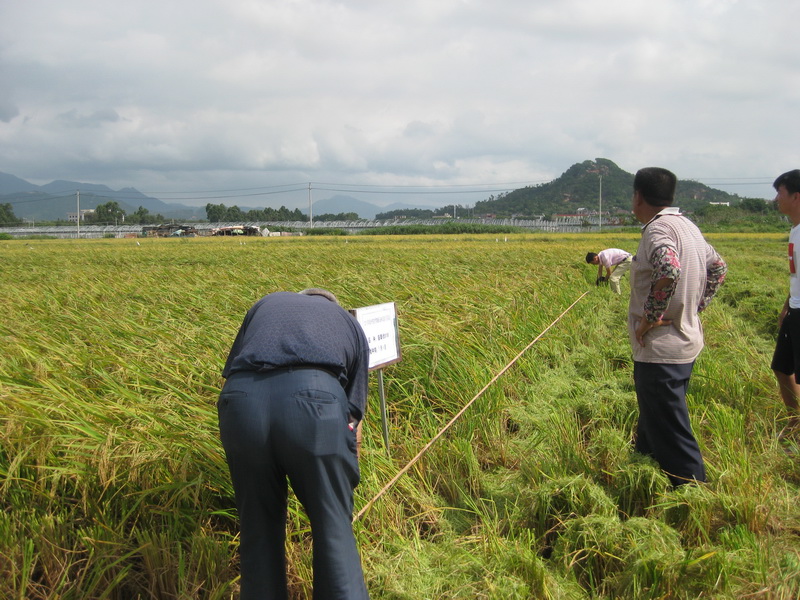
[595,276,607,286]
[635,317,672,346]
[779,300,790,327]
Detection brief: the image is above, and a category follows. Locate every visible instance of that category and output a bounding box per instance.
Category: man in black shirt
[218,288,370,599]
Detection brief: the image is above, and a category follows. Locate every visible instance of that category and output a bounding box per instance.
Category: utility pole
[308,182,313,228]
[588,162,607,231]
[76,190,80,239]
[598,175,603,231]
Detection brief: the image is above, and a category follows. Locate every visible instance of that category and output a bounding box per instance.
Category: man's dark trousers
[633,361,706,487]
[218,368,369,600]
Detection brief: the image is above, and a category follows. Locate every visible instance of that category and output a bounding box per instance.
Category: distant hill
[310,195,383,220]
[0,173,206,221]
[473,158,743,218]
[0,172,39,194]
[309,195,435,220]
[1,161,747,223]
[0,172,439,222]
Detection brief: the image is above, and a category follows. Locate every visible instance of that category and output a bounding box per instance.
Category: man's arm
[643,245,681,322]
[697,256,727,312]
[635,245,680,346]
[344,318,371,422]
[779,295,790,327]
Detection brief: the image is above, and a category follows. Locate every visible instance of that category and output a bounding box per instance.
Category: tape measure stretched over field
[354,290,590,522]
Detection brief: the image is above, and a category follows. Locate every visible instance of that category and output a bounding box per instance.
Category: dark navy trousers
[633,361,706,487]
[218,368,369,600]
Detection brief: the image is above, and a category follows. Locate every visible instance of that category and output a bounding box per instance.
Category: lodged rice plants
[0,232,798,599]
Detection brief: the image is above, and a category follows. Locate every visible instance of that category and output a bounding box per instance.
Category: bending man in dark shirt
[218,288,370,599]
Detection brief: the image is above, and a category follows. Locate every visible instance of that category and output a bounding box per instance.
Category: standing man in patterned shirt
[770,169,800,439]
[628,167,727,487]
[218,288,371,599]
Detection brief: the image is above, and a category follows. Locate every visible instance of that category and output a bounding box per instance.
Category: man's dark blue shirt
[222,292,370,420]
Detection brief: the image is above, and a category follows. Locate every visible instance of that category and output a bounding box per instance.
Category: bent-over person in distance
[586,248,633,294]
[217,288,370,599]
[628,167,727,487]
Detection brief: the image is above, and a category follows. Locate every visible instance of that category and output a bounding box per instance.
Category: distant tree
[279,206,304,221]
[692,202,785,230]
[265,206,304,221]
[376,208,435,219]
[433,204,468,218]
[207,202,306,223]
[0,203,20,225]
[206,203,227,222]
[128,206,149,224]
[126,206,165,225]
[315,212,360,221]
[739,197,771,213]
[89,201,126,224]
[224,206,244,222]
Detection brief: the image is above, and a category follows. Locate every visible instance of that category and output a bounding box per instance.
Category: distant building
[209,225,263,236]
[142,224,200,237]
[67,209,95,223]
[709,202,730,207]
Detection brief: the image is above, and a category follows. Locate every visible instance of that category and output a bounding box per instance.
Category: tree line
[0,201,166,226]
[205,203,364,222]
[1,196,782,232]
[83,201,166,225]
[0,203,18,225]
[205,203,305,222]
[375,205,471,220]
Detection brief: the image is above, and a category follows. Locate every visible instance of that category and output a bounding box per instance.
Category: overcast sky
[1,0,797,209]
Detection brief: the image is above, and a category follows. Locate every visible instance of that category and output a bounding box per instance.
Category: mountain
[1,161,747,223]
[1,173,387,221]
[307,195,435,220]
[0,172,39,194]
[309,195,382,219]
[0,173,205,221]
[473,158,743,218]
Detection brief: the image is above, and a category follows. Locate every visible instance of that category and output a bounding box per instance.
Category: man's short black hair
[773,170,800,195]
[299,288,339,305]
[585,252,598,264]
[633,167,677,207]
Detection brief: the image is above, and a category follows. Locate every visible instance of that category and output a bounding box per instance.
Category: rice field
[1,232,798,599]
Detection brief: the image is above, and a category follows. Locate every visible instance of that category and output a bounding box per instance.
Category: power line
[7,194,76,205]
[4,181,530,207]
[5,187,311,206]
[309,179,549,189]
[140,182,311,195]
[4,175,776,208]
[311,186,518,195]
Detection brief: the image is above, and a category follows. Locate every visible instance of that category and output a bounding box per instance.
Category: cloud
[56,109,122,129]
[0,101,18,123]
[0,0,797,204]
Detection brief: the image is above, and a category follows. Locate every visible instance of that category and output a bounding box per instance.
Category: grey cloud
[55,108,122,128]
[0,101,19,122]
[0,0,797,202]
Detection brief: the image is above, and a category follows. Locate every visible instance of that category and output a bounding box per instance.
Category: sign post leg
[378,369,390,455]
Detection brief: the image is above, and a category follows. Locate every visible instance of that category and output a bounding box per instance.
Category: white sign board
[351,302,401,370]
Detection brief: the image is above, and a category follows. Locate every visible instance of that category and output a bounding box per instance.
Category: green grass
[0,233,797,599]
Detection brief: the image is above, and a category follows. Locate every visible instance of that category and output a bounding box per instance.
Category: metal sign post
[377,369,389,452]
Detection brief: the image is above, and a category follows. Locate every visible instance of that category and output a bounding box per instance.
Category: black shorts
[771,308,800,382]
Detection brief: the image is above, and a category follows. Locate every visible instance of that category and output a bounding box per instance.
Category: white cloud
[0,0,798,204]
